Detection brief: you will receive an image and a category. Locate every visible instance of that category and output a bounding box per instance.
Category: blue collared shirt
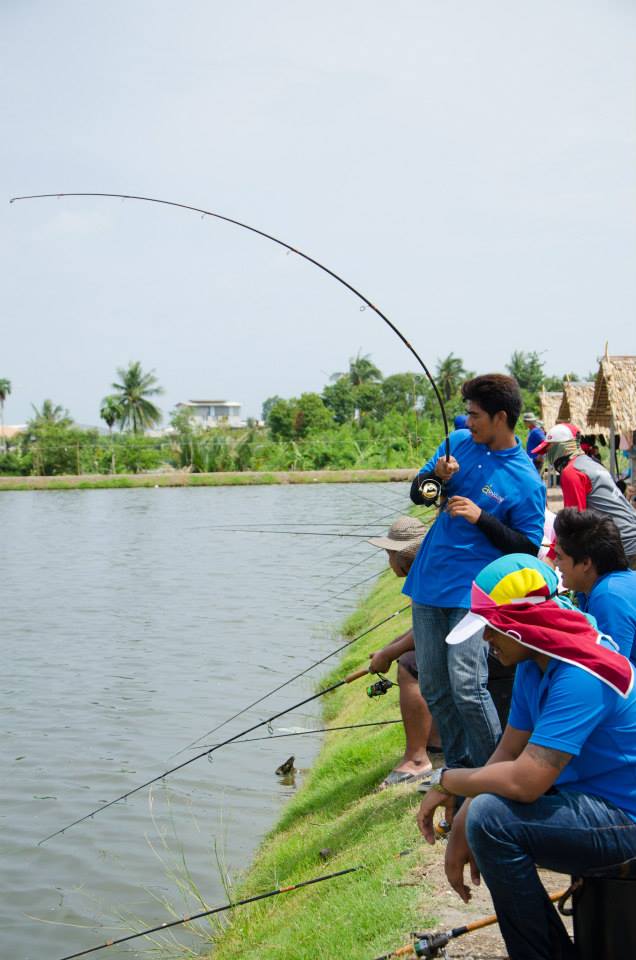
[403,430,546,607]
[579,570,636,662]
[509,648,636,822]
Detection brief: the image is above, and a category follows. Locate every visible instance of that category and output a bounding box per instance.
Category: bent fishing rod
[373,888,568,959]
[55,866,361,960]
[40,664,394,844]
[9,191,450,460]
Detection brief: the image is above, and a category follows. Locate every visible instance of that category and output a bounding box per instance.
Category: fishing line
[201,528,386,538]
[38,666,380,843]
[205,521,393,527]
[306,569,385,612]
[54,866,362,960]
[10,192,451,458]
[197,717,402,749]
[173,605,410,755]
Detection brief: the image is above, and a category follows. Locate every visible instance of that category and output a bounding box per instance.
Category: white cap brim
[446,612,488,645]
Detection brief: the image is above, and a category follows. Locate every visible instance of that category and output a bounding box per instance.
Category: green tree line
[0,352,587,477]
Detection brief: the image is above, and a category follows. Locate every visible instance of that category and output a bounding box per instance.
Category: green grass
[193,557,443,960]
[0,468,415,492]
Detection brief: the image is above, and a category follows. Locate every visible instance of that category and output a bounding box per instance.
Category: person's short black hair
[461,374,522,429]
[554,508,628,574]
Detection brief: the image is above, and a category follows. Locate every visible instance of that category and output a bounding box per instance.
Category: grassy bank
[0,468,415,491]
[195,567,444,960]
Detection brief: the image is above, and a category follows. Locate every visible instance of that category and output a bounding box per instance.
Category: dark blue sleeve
[505,477,546,548]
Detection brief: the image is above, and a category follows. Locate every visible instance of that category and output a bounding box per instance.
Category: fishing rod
[55,866,361,960]
[9,192,450,460]
[174,604,410,755]
[373,888,568,959]
[40,664,394,844]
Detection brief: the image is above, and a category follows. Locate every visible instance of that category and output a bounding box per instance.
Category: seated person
[553,508,636,661]
[416,553,636,960]
[367,516,441,787]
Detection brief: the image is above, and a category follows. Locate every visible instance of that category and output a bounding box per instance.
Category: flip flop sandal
[378,765,433,790]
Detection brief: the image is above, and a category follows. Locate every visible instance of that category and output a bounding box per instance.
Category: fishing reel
[417,477,443,507]
[367,674,394,698]
[409,930,452,958]
[433,819,451,840]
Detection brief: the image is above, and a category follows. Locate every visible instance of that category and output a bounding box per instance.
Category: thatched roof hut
[588,352,636,436]
[558,381,608,437]
[539,389,562,429]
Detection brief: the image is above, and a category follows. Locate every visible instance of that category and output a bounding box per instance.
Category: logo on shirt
[482,484,504,504]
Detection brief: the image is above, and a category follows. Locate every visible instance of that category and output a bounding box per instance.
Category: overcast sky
[2,0,635,425]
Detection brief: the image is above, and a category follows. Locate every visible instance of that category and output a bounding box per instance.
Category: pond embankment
[201,568,522,960]
[0,468,416,491]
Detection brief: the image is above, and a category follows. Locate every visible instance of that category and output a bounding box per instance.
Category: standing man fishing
[404,374,546,769]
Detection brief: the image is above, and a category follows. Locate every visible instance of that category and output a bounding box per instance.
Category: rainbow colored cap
[446,554,559,645]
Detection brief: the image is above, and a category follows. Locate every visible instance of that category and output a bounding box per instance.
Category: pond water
[0,482,409,959]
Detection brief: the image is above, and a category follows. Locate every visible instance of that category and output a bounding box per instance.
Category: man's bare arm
[443,741,572,803]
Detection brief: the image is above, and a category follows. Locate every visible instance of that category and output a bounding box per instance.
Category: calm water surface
[1,483,409,959]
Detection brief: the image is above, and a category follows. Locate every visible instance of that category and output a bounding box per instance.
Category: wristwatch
[418,767,450,795]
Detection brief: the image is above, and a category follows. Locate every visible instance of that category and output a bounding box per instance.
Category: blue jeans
[411,602,500,768]
[466,790,636,960]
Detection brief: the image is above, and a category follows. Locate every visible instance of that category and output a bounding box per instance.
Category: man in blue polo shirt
[416,554,636,960]
[405,374,545,769]
[553,508,636,661]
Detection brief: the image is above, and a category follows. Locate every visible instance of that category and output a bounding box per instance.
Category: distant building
[0,425,26,440]
[176,400,246,429]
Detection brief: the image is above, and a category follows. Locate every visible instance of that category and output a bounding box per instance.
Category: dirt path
[413,845,572,959]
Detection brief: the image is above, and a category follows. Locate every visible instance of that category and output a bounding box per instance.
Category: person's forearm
[385,629,414,659]
[443,761,540,803]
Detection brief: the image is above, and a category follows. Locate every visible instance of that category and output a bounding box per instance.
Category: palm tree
[505,350,544,393]
[330,350,382,386]
[30,399,72,426]
[435,353,469,402]
[100,395,124,473]
[111,362,164,433]
[99,395,123,433]
[0,378,11,453]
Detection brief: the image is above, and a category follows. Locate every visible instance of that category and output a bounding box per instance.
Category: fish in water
[275,756,295,776]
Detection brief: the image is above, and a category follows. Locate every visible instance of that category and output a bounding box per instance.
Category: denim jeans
[411,602,500,768]
[466,790,636,960]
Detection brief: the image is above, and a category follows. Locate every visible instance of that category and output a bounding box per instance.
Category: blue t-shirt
[403,430,546,607]
[579,571,636,662]
[526,426,545,461]
[508,647,636,822]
